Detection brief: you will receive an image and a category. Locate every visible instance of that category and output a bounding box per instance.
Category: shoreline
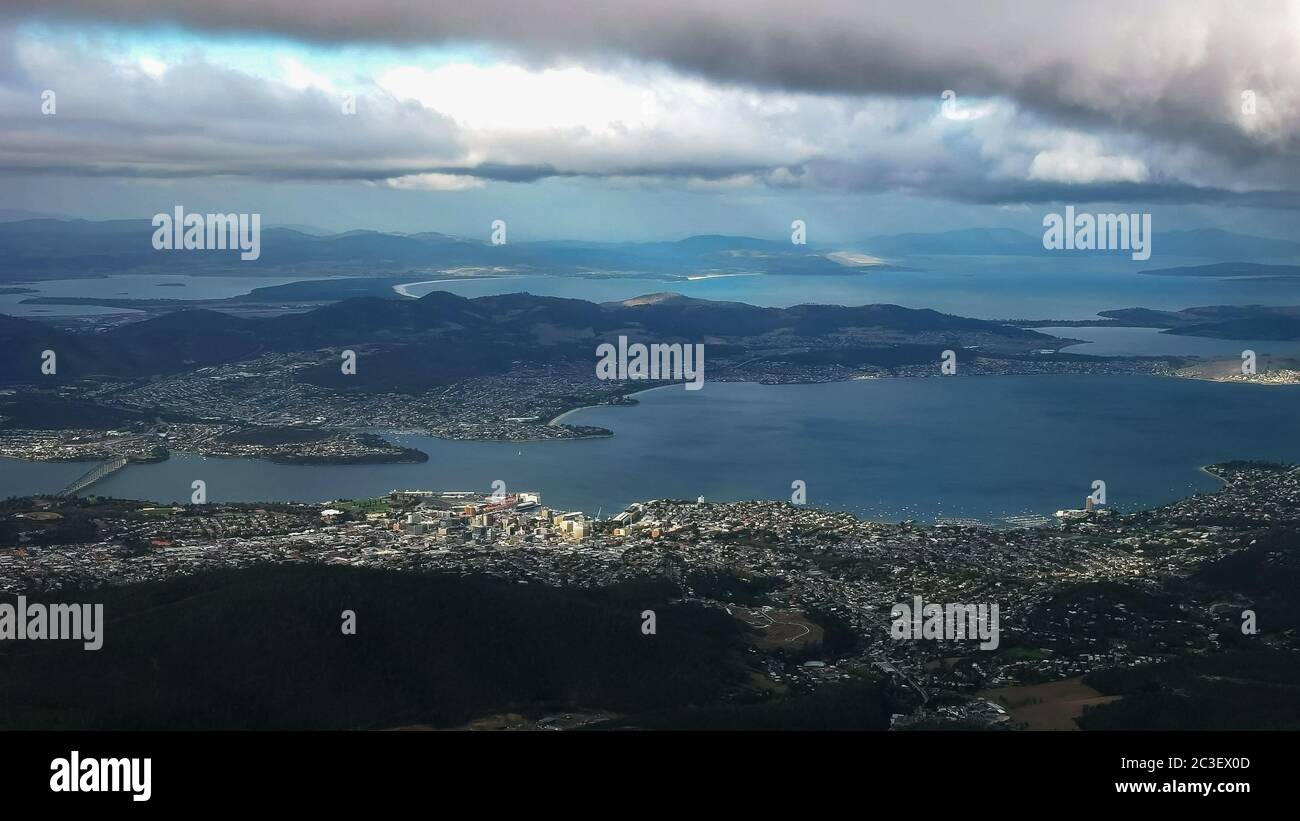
[391,274,509,298]
[1171,373,1300,387]
[9,460,1272,533]
[546,384,670,425]
[429,432,613,443]
[1199,464,1228,485]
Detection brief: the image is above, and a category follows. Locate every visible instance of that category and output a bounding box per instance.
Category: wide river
[4,374,1299,523]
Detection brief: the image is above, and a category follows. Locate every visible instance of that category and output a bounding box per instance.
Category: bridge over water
[57,455,129,497]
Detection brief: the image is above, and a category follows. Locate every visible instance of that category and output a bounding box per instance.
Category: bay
[7,374,1297,524]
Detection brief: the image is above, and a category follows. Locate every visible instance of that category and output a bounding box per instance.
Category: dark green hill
[0,565,749,730]
[1080,648,1300,730]
[0,314,125,382]
[1172,315,1300,340]
[0,290,1055,388]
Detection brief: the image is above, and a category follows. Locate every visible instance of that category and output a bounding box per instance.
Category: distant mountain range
[0,220,893,281]
[0,208,75,222]
[3,218,1296,283]
[1098,304,1300,340]
[859,227,1300,259]
[0,289,1051,388]
[859,228,1039,256]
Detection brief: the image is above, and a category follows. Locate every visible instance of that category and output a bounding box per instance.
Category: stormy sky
[0,1,1297,240]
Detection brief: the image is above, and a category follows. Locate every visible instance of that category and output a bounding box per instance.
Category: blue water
[9,255,1300,324]
[9,375,1299,523]
[0,459,93,498]
[401,254,1300,321]
[0,274,334,317]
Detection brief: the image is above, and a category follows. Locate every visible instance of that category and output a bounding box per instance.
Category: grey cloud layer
[2,2,1299,207]
[0,40,465,178]
[12,0,1300,161]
